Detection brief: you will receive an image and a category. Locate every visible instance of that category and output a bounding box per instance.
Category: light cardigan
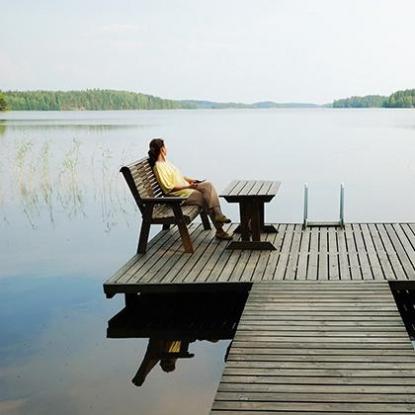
[153,160,193,198]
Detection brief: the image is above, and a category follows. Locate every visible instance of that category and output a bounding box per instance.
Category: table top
[220,180,281,202]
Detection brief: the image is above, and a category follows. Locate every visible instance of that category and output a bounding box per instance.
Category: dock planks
[104,223,415,296]
[211,280,415,414]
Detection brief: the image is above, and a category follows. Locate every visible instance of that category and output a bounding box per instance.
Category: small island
[333,89,415,108]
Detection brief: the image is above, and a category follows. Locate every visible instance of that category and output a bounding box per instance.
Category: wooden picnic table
[220,180,281,250]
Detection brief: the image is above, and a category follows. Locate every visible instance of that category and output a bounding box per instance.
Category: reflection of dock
[104,222,415,413]
[107,291,247,340]
[107,291,248,387]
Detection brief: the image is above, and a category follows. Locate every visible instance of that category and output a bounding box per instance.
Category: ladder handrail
[303,183,345,229]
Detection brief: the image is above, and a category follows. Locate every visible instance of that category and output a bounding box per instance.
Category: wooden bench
[120,158,211,254]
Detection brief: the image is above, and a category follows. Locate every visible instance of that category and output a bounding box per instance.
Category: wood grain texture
[211,280,415,414]
[104,223,415,296]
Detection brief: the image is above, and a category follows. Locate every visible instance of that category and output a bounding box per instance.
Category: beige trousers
[184,181,223,227]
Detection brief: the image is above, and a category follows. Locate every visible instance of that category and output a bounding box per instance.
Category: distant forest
[333,89,415,108]
[0,88,414,111]
[2,89,193,111]
[0,89,317,111]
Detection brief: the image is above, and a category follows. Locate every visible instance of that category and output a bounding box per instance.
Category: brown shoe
[214,214,232,224]
[215,229,233,240]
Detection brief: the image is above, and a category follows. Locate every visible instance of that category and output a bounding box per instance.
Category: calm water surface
[1,109,415,414]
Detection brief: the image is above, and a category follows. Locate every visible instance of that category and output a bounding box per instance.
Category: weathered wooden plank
[211,280,415,414]
[144,225,207,284]
[336,228,351,280]
[262,224,286,280]
[296,227,310,280]
[284,225,302,280]
[215,391,415,403]
[361,223,383,280]
[353,223,373,280]
[218,382,415,394]
[117,226,183,284]
[368,223,395,280]
[212,400,415,412]
[105,223,415,291]
[204,224,239,282]
[377,223,407,279]
[273,224,295,280]
[385,223,415,279]
[308,227,319,280]
[165,228,218,283]
[328,227,339,280]
[345,223,362,280]
[221,180,239,195]
[196,225,236,282]
[393,223,415,280]
[250,232,275,281]
[318,227,328,280]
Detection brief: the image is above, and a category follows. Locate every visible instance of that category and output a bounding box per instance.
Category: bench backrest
[120,158,164,214]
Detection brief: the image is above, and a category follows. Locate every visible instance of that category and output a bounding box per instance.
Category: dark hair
[148,138,164,167]
[160,358,176,372]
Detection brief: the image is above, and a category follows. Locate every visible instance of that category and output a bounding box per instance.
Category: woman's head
[160,358,176,372]
[148,138,165,166]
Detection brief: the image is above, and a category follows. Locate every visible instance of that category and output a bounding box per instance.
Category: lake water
[1,109,415,414]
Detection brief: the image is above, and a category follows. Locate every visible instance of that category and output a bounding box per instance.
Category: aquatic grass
[1,135,137,230]
[38,141,55,225]
[15,140,39,228]
[57,138,86,219]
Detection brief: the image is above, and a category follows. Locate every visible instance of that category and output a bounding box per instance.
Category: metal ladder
[303,183,345,229]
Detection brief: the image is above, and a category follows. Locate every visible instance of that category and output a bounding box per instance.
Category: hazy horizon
[1,0,415,104]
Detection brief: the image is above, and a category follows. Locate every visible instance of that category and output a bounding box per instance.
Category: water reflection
[1,136,136,231]
[391,282,415,345]
[107,290,248,387]
[2,124,139,132]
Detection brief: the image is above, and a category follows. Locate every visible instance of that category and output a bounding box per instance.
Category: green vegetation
[333,95,387,108]
[3,89,194,111]
[2,89,318,111]
[0,91,7,111]
[384,89,415,108]
[2,88,415,110]
[333,89,415,108]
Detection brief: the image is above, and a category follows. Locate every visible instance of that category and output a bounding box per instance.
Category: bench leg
[200,211,212,230]
[137,205,154,254]
[172,204,194,253]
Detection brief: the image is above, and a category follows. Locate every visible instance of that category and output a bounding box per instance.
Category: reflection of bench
[120,158,211,254]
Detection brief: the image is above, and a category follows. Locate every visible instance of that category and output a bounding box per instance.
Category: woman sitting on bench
[148,138,232,240]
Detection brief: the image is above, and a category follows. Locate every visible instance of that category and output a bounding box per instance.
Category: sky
[1,0,415,104]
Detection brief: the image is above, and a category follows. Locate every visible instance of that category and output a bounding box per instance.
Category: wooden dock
[104,222,415,413]
[212,281,415,414]
[104,222,415,297]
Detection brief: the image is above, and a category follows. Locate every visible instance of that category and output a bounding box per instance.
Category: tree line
[0,89,194,111]
[0,92,7,111]
[1,88,414,111]
[333,89,415,108]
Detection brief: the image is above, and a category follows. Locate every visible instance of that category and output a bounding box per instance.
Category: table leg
[239,201,251,241]
[250,199,261,241]
[258,200,278,233]
[227,199,276,251]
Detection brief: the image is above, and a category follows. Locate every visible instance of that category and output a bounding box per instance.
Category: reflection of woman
[148,138,232,240]
[132,339,194,386]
